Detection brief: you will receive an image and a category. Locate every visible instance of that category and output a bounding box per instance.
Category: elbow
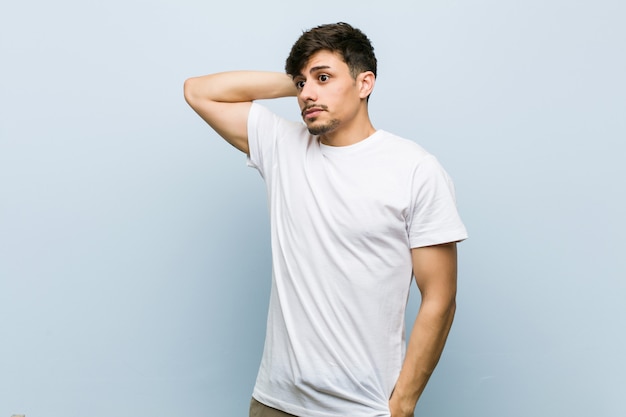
[448,289,457,310]
[435,297,456,330]
[438,295,456,319]
[446,292,457,317]
[183,77,199,105]
[422,292,456,321]
[448,298,457,320]
[422,282,457,310]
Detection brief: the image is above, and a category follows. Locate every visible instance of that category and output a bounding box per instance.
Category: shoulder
[248,103,313,159]
[375,130,433,164]
[372,131,456,189]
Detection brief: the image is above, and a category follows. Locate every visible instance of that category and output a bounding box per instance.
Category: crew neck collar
[318,130,384,155]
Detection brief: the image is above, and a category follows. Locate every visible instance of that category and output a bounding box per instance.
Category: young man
[184,22,467,417]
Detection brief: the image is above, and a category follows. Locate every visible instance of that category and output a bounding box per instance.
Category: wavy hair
[285,22,377,80]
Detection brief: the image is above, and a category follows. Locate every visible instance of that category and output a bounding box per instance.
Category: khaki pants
[249,397,299,417]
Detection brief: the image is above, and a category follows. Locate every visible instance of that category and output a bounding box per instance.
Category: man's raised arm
[183,71,296,154]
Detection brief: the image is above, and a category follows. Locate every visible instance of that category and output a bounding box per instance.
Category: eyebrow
[309,65,331,73]
[296,65,332,78]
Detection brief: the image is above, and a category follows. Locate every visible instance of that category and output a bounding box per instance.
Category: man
[184,22,467,417]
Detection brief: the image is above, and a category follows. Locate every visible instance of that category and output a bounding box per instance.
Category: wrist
[389,395,416,417]
[389,386,419,416]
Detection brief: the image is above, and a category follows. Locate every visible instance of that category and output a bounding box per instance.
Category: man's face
[292,50,362,137]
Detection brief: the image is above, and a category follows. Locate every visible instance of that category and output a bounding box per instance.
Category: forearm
[184,71,297,104]
[183,71,297,153]
[390,298,456,416]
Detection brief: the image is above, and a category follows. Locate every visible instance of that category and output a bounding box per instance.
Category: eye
[318,74,330,82]
[295,80,305,90]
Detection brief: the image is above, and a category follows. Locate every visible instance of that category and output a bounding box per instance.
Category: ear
[357,71,376,99]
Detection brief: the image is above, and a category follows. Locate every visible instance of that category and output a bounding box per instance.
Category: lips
[304,109,323,118]
[302,105,327,119]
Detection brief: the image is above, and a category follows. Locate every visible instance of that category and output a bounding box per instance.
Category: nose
[299,81,317,103]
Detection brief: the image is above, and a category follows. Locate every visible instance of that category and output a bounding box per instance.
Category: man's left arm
[389,242,458,417]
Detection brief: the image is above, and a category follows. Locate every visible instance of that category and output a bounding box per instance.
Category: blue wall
[1,1,624,416]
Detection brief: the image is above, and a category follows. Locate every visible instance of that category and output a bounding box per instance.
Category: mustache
[301,104,328,117]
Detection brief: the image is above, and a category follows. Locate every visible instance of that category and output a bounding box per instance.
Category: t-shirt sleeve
[407,155,468,248]
[246,103,279,178]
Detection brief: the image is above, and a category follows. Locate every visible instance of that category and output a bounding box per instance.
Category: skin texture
[390,242,457,417]
[183,70,295,154]
[184,50,458,417]
[292,50,376,145]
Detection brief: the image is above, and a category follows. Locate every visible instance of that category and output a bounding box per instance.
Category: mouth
[302,105,327,119]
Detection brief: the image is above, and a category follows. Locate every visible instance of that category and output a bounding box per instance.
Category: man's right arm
[183,71,297,154]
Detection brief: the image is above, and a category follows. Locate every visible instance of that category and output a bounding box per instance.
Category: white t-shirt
[247,103,467,417]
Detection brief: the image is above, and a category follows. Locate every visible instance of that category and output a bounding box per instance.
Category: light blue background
[1,1,625,416]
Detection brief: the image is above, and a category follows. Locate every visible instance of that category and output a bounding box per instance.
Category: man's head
[285,22,377,81]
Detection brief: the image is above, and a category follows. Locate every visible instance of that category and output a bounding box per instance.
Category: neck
[320,114,376,147]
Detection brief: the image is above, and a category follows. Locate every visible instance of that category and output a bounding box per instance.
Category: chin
[307,119,340,136]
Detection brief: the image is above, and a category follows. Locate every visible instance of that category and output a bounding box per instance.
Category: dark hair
[285,22,377,79]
